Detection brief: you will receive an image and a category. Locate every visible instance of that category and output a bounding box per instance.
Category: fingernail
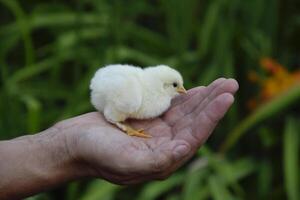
[173,145,190,161]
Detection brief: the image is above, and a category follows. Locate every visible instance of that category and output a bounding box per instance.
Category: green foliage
[0,0,299,199]
[221,84,300,152]
[137,173,184,200]
[79,180,120,200]
[284,118,299,200]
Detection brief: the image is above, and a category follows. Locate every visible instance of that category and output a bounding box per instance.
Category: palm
[70,78,238,184]
[114,78,237,148]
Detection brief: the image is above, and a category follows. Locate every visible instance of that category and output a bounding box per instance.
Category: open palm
[61,78,238,184]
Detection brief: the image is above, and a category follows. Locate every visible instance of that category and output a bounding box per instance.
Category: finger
[180,78,231,115]
[208,78,239,100]
[170,77,226,108]
[192,93,235,146]
[170,86,204,107]
[192,79,238,117]
[164,78,227,126]
[205,77,228,94]
[163,87,206,126]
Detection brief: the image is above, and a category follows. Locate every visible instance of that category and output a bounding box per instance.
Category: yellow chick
[90,64,186,138]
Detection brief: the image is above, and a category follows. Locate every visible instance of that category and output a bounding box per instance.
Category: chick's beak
[177,86,187,94]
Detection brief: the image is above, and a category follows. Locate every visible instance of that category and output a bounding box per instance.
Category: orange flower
[247,57,300,110]
[260,57,287,75]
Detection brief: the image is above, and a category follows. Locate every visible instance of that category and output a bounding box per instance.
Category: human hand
[57,78,239,184]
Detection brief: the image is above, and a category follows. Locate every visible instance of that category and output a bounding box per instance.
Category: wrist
[50,121,97,178]
[36,126,88,181]
[0,128,85,199]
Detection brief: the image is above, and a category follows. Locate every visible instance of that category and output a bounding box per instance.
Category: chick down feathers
[90,64,184,124]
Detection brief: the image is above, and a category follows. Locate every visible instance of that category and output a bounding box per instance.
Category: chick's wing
[106,74,142,114]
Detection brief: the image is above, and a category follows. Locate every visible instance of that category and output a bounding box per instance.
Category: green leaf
[79,180,120,200]
[137,174,184,200]
[208,175,235,200]
[214,158,255,184]
[221,84,300,152]
[21,95,41,133]
[283,117,299,200]
[107,46,161,66]
[66,181,81,200]
[198,0,222,58]
[257,161,272,198]
[8,57,61,85]
[182,168,209,200]
[161,0,198,53]
[0,0,35,67]
[166,194,180,200]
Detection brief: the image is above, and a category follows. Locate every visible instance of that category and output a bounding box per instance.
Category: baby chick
[90,64,186,138]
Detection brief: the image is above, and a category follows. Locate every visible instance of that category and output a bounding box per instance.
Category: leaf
[182,168,209,200]
[79,180,120,200]
[8,57,61,85]
[124,22,170,54]
[208,175,235,200]
[166,194,180,200]
[161,0,198,53]
[197,62,220,85]
[21,95,41,133]
[257,161,272,198]
[108,46,162,66]
[66,181,81,200]
[137,174,184,200]
[283,117,299,200]
[221,84,300,152]
[0,0,35,67]
[197,0,222,58]
[214,158,256,184]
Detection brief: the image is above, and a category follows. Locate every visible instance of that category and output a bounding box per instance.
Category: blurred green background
[0,0,299,199]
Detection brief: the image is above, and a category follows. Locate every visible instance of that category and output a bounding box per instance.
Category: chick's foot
[126,127,152,138]
[116,122,152,138]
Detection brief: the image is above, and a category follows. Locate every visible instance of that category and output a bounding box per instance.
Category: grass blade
[283,117,299,200]
[137,174,184,200]
[220,84,300,152]
[79,180,120,200]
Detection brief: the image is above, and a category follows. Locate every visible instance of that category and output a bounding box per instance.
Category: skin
[0,78,238,200]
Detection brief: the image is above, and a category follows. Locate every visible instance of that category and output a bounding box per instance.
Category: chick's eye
[172,83,178,87]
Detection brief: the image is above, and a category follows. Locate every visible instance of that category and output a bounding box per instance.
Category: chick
[90,64,186,138]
